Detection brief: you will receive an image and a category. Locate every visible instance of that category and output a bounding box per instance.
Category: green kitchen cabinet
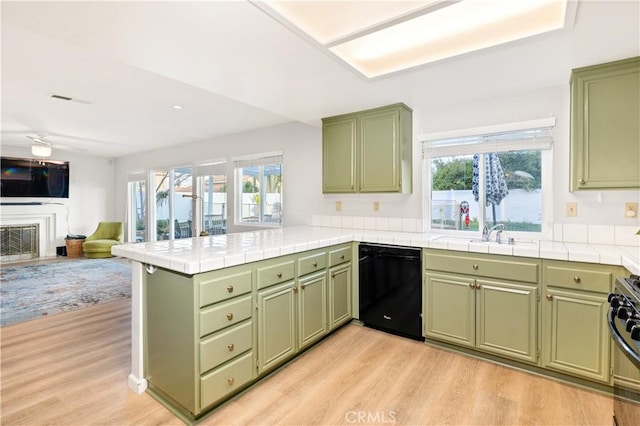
[322,116,357,193]
[570,56,640,190]
[144,243,353,420]
[145,263,256,417]
[424,250,540,364]
[328,246,353,330]
[257,280,297,374]
[322,103,412,193]
[298,271,328,350]
[542,260,623,384]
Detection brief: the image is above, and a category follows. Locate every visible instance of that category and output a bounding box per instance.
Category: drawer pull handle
[227,343,234,351]
[226,313,234,321]
[227,377,235,386]
[472,264,479,270]
[546,294,553,301]
[313,262,318,267]
[573,276,581,283]
[277,272,283,278]
[226,285,234,293]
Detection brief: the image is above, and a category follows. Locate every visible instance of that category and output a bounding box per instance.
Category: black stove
[608,274,640,426]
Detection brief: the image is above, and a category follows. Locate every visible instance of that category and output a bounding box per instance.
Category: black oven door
[609,308,640,426]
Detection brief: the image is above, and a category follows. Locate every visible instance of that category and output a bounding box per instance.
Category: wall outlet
[373,201,380,212]
[625,202,638,218]
[566,202,578,217]
[335,201,342,212]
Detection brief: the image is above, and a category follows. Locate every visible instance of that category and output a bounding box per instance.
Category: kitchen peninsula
[112,225,640,420]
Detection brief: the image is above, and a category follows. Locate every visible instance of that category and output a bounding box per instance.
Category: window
[422,118,554,237]
[197,161,227,235]
[234,154,283,226]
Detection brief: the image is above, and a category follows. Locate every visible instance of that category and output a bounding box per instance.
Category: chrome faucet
[482,223,506,242]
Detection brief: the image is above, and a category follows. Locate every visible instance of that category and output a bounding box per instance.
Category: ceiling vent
[49,93,91,104]
[50,94,72,101]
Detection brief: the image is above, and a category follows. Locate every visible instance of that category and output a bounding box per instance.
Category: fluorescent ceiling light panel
[265,1,441,45]
[262,0,568,78]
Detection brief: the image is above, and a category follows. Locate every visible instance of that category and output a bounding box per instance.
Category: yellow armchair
[82,222,123,259]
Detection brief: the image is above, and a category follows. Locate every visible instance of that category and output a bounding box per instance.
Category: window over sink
[422,118,555,238]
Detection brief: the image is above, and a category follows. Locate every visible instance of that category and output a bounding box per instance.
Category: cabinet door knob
[331,272,336,278]
[301,284,306,290]
[227,377,235,386]
[472,264,479,270]
[579,178,585,184]
[546,294,553,301]
[226,313,234,321]
[341,255,345,260]
[469,283,475,289]
[277,272,283,278]
[573,276,581,283]
[226,285,234,293]
[227,343,234,351]
[313,262,318,267]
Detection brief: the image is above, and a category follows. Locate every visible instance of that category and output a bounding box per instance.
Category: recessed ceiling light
[259,0,572,78]
[173,105,183,110]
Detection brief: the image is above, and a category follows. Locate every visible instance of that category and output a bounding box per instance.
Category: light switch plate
[566,202,578,217]
[335,201,342,212]
[373,201,380,212]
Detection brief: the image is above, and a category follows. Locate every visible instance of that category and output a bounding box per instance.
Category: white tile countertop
[111,226,640,276]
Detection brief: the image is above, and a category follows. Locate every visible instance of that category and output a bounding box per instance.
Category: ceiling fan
[26,134,53,157]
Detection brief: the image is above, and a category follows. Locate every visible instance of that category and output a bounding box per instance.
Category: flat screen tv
[1,157,70,198]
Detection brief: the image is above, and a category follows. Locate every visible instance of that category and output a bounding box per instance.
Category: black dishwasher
[359,243,423,341]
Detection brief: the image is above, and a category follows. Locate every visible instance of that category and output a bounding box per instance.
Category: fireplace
[1,224,39,262]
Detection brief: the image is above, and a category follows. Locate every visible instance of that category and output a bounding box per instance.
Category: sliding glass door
[127,171,147,242]
[153,167,194,241]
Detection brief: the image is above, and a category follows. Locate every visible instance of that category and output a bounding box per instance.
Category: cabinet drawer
[200,295,252,336]
[200,321,252,374]
[298,252,326,277]
[200,351,253,410]
[329,247,352,267]
[424,251,539,284]
[200,270,252,307]
[544,262,613,293]
[257,260,295,289]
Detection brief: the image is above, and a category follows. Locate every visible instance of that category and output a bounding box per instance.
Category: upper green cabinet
[570,57,640,190]
[322,103,413,193]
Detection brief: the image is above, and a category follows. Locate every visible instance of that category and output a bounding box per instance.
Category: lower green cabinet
[541,260,621,384]
[257,280,297,374]
[145,243,354,420]
[299,271,328,350]
[329,262,352,330]
[424,272,538,363]
[542,289,610,383]
[424,250,540,364]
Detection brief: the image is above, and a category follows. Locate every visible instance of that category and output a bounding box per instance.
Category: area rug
[0,257,131,327]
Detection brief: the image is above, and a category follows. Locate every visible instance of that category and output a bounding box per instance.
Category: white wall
[0,146,117,246]
[113,122,323,236]
[112,83,639,237]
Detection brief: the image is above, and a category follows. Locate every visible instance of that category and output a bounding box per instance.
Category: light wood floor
[1,299,613,425]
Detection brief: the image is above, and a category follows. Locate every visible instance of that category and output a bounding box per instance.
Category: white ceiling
[1,1,638,158]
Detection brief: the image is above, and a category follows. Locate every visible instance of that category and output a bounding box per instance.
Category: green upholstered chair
[82,222,123,259]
